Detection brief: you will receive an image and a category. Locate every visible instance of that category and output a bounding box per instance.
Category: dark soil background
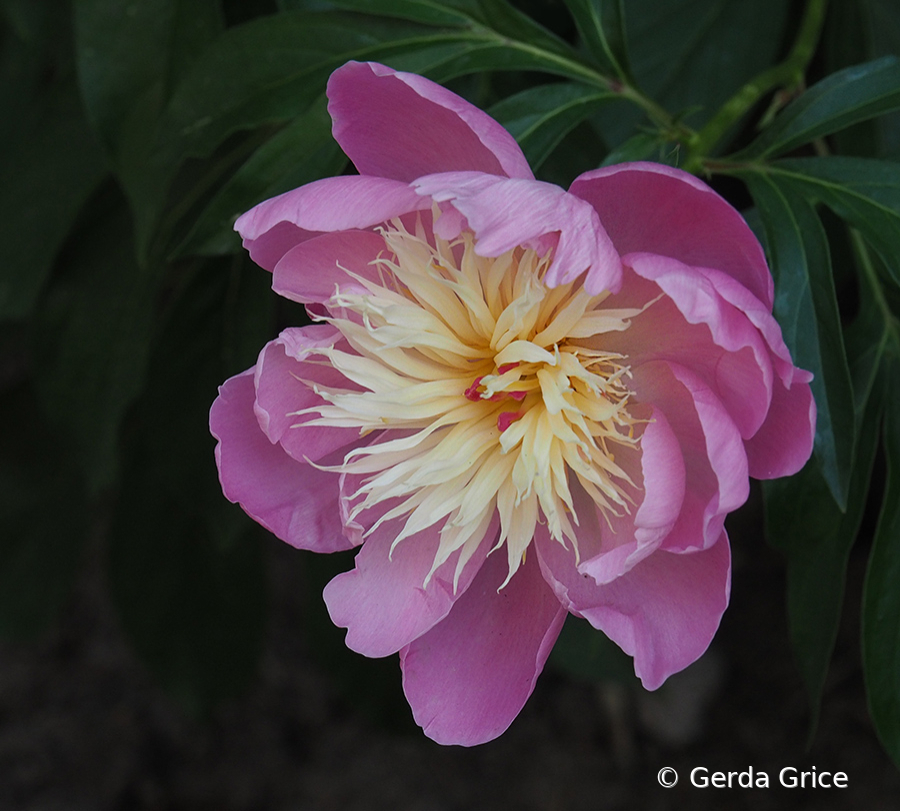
[2,488,898,811]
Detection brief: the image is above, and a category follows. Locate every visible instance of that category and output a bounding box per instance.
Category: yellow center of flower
[300,215,646,588]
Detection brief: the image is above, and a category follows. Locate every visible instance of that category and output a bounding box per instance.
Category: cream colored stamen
[297,214,645,589]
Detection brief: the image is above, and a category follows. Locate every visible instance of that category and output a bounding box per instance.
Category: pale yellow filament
[296,213,646,589]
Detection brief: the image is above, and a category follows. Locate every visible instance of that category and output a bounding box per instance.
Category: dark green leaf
[863,362,900,768]
[600,130,677,167]
[0,382,87,639]
[870,0,900,157]
[0,79,107,321]
[771,157,900,289]
[281,0,473,25]
[763,221,891,737]
[75,0,223,147]
[158,12,456,161]
[1,0,45,40]
[739,57,900,159]
[821,0,900,158]
[590,0,791,150]
[822,0,880,156]
[282,0,581,52]
[175,96,347,258]
[74,0,225,258]
[610,0,788,134]
[845,232,894,410]
[765,369,883,733]
[164,0,224,97]
[742,171,856,510]
[0,0,71,143]
[131,254,275,525]
[824,0,874,74]
[488,82,616,169]
[388,38,591,85]
[561,0,630,79]
[532,117,610,188]
[74,0,175,151]
[157,10,592,165]
[31,197,157,494]
[109,256,273,712]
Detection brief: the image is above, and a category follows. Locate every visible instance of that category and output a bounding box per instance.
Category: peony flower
[210,61,815,746]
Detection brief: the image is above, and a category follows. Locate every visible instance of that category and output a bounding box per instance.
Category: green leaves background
[3,0,900,767]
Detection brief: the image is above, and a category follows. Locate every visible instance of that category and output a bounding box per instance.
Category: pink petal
[629,408,687,545]
[253,326,362,463]
[630,360,749,553]
[569,162,774,308]
[579,407,687,584]
[540,531,731,691]
[327,61,533,182]
[540,411,684,587]
[272,229,388,306]
[745,377,816,478]
[235,175,429,271]
[413,171,622,294]
[323,515,495,658]
[612,255,774,440]
[679,266,815,477]
[400,547,566,746]
[694,265,813,388]
[240,221,315,275]
[209,370,353,552]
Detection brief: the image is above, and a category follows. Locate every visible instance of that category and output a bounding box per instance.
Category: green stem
[618,82,692,139]
[852,229,900,356]
[683,0,829,173]
[503,37,687,136]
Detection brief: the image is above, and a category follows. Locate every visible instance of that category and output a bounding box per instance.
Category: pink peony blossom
[210,61,815,746]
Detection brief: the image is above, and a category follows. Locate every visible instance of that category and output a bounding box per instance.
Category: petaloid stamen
[295,215,647,589]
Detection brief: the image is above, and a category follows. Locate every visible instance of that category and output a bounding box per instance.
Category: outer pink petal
[234,176,429,271]
[630,360,749,553]
[745,377,816,478]
[613,255,774,440]
[580,407,687,584]
[683,266,816,477]
[327,61,533,182]
[323,515,495,658]
[272,230,388,306]
[413,171,622,294]
[400,548,566,746]
[209,370,353,552]
[253,326,362,463]
[569,162,774,308]
[693,265,811,387]
[539,531,731,691]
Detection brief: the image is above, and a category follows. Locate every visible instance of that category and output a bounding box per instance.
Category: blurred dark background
[2,486,899,809]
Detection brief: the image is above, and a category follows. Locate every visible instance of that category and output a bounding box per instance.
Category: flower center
[299,215,645,588]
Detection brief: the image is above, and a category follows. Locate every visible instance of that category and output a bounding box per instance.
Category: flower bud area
[300,217,647,589]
